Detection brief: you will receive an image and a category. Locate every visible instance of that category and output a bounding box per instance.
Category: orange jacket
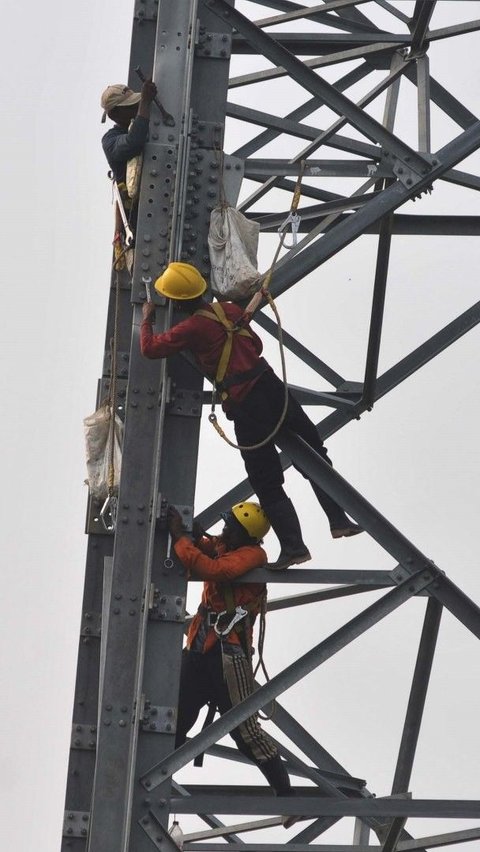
[173,535,266,652]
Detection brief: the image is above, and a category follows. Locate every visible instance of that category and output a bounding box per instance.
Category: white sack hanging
[83,404,123,501]
[208,205,261,300]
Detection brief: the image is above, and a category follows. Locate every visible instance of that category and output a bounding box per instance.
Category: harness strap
[196,303,253,388]
[216,358,268,393]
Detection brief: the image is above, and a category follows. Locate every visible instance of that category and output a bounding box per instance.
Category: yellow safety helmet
[230,501,270,542]
[154,262,207,300]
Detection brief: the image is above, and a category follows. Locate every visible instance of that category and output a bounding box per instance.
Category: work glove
[167,506,186,542]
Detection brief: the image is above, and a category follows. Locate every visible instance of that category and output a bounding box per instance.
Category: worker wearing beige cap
[100,78,157,184]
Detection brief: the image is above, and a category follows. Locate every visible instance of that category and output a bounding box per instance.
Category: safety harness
[195,302,268,404]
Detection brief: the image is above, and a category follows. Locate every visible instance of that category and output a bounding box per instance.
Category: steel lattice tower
[63,2,480,851]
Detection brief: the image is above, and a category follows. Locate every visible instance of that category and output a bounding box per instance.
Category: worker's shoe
[330,523,363,539]
[267,546,311,571]
[283,814,302,829]
[282,791,306,829]
[263,498,311,571]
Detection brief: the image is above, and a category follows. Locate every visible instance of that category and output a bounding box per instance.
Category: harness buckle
[213,606,248,638]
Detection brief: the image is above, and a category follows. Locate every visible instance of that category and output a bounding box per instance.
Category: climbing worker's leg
[279,382,363,539]
[210,644,291,795]
[175,649,212,748]
[262,497,311,571]
[231,380,311,569]
[310,478,363,538]
[234,427,311,570]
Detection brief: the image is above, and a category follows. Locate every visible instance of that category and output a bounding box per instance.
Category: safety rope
[208,161,305,452]
[100,243,129,532]
[253,593,275,721]
[107,268,121,491]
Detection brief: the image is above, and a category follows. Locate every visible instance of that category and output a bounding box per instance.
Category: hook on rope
[279,211,301,248]
[100,494,118,532]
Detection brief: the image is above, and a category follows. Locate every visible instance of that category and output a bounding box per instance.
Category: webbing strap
[196,303,252,386]
[221,583,266,619]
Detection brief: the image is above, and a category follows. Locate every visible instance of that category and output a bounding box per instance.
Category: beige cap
[101,84,141,122]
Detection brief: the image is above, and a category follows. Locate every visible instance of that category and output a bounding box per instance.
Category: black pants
[230,370,347,528]
[176,643,290,793]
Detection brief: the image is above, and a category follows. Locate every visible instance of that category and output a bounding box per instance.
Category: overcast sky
[2,2,480,850]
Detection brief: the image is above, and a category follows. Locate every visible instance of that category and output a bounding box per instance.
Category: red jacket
[141,301,268,406]
[174,535,266,652]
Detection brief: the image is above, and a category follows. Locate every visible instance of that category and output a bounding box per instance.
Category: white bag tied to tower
[83,404,123,501]
[208,205,261,300]
[126,152,143,200]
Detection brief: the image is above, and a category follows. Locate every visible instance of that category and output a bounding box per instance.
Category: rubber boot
[259,753,302,829]
[310,481,363,539]
[264,498,311,571]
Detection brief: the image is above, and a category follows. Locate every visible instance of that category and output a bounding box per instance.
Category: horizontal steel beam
[171,793,480,818]
[256,212,480,235]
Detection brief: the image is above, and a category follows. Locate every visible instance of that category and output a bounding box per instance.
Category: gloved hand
[167,506,185,542]
[192,520,207,542]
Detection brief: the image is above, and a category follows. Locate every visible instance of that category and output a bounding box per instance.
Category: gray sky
[2,2,480,850]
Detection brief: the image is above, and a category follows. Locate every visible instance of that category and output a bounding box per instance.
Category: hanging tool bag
[83,404,123,501]
[208,205,261,301]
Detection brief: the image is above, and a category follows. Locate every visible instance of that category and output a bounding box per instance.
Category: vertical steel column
[64,1,236,851]
[62,5,159,843]
[353,817,370,846]
[417,55,431,153]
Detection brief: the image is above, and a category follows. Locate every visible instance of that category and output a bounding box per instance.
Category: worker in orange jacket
[168,501,292,798]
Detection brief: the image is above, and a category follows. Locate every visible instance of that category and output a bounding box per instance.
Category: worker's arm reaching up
[167,506,266,581]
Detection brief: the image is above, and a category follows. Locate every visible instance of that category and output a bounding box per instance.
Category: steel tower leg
[63,3,480,851]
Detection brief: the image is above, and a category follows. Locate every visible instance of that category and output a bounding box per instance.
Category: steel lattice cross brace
[62,3,480,852]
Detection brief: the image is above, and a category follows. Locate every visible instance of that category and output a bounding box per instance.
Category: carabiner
[278,212,301,249]
[100,494,118,532]
[214,606,248,638]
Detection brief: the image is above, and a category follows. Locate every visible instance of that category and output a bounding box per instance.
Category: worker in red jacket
[168,501,292,798]
[142,262,362,570]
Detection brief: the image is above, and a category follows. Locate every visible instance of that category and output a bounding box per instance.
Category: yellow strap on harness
[196,302,253,390]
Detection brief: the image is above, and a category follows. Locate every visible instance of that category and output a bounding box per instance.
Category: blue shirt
[101,115,149,183]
